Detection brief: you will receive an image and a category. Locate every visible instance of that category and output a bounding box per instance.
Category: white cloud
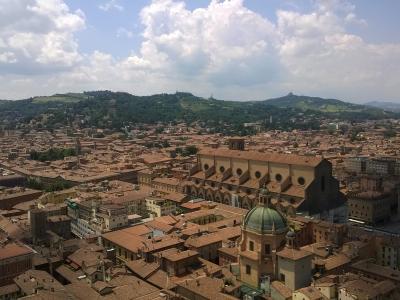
[344,12,367,26]
[116,27,134,39]
[0,0,85,75]
[0,51,17,63]
[0,0,399,102]
[135,0,280,86]
[99,0,124,12]
[275,2,400,100]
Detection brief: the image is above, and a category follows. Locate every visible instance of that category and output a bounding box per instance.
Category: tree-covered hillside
[0,91,397,131]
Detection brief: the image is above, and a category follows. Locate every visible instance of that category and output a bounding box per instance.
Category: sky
[0,0,399,102]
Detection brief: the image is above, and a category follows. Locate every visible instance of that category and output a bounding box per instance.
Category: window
[236,168,243,176]
[280,273,285,282]
[275,173,282,182]
[255,171,261,179]
[219,166,225,173]
[246,265,251,275]
[265,244,270,255]
[249,241,254,251]
[297,177,305,185]
[204,164,209,170]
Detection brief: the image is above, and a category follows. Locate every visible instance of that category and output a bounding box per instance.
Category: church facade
[186,144,344,218]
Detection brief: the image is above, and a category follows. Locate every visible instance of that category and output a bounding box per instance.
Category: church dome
[243,205,288,234]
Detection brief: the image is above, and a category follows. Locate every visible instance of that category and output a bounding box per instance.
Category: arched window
[236,168,243,176]
[219,166,225,173]
[297,177,305,185]
[204,164,209,170]
[255,171,261,179]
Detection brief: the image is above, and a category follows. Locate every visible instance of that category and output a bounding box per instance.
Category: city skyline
[0,0,400,102]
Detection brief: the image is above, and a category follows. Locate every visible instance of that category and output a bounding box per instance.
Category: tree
[155,127,164,134]
[384,129,396,138]
[30,148,77,162]
[162,140,170,148]
[175,147,183,155]
[183,145,198,156]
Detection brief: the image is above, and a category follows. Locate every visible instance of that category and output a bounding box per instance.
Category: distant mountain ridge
[263,93,361,112]
[0,91,397,131]
[364,101,400,112]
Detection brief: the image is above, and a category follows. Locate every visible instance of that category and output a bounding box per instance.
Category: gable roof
[199,149,323,167]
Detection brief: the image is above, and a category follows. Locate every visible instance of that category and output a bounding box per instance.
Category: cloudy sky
[0,0,399,102]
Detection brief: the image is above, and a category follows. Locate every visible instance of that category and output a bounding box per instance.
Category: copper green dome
[243,205,288,234]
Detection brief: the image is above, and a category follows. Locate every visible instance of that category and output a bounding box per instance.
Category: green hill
[0,91,397,132]
[32,93,91,103]
[365,101,400,113]
[264,93,376,112]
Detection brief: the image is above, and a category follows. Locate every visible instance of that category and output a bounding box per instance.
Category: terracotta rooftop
[67,247,105,269]
[340,278,396,298]
[176,276,237,300]
[351,259,400,283]
[103,229,183,254]
[0,241,33,260]
[277,247,313,261]
[152,177,181,186]
[163,249,199,262]
[294,286,328,300]
[125,260,159,278]
[271,280,292,299]
[14,270,65,295]
[199,148,324,167]
[218,246,238,257]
